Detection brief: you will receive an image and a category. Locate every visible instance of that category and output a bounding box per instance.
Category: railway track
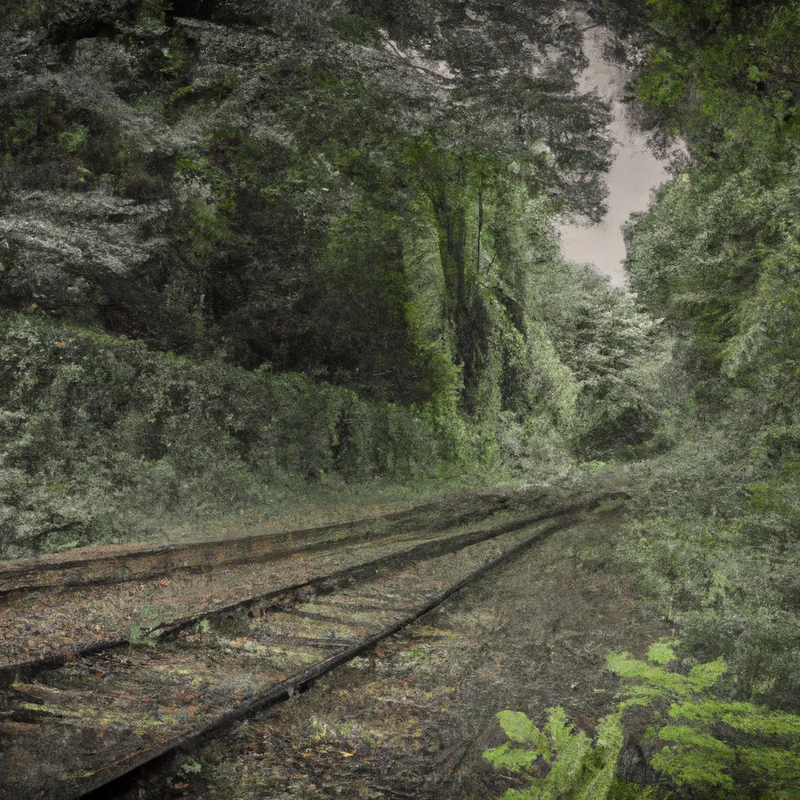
[0,488,541,597]
[0,485,605,675]
[0,489,628,800]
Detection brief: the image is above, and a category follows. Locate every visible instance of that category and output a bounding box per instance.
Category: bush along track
[0,492,626,799]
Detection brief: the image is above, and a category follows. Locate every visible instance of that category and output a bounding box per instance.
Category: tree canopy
[0,0,661,555]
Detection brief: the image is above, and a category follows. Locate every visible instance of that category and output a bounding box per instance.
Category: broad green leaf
[647,641,677,666]
[497,711,552,762]
[483,742,542,773]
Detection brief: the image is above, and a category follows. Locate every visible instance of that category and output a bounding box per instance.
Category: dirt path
[103,502,670,800]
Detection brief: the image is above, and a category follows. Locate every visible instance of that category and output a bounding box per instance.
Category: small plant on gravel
[129,624,159,647]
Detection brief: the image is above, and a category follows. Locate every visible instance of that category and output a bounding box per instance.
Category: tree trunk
[430,193,486,413]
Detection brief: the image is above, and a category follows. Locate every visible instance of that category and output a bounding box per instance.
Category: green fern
[486,640,800,799]
[608,641,800,796]
[484,707,641,800]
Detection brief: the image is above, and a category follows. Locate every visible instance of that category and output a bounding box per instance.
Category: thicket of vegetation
[487,0,800,796]
[0,0,661,556]
[606,0,800,714]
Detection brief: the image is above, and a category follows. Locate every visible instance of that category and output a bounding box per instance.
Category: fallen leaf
[339,751,355,758]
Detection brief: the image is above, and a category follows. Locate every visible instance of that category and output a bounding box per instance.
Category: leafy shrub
[484,707,647,800]
[0,313,447,556]
[610,643,800,798]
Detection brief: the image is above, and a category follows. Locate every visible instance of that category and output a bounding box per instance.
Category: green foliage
[129,624,159,647]
[621,0,800,424]
[0,313,447,557]
[602,0,800,727]
[603,382,800,710]
[484,707,629,800]
[523,259,662,459]
[57,124,89,155]
[0,0,665,561]
[626,163,800,416]
[0,0,620,421]
[609,643,728,709]
[608,644,800,797]
[487,645,800,800]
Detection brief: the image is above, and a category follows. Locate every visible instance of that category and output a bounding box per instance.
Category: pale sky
[557,17,670,286]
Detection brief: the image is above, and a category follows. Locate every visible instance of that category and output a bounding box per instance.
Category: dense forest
[3,0,800,796]
[0,0,660,556]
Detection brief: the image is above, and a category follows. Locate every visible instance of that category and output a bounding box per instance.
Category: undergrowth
[0,312,574,558]
[606,405,800,713]
[486,643,800,799]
